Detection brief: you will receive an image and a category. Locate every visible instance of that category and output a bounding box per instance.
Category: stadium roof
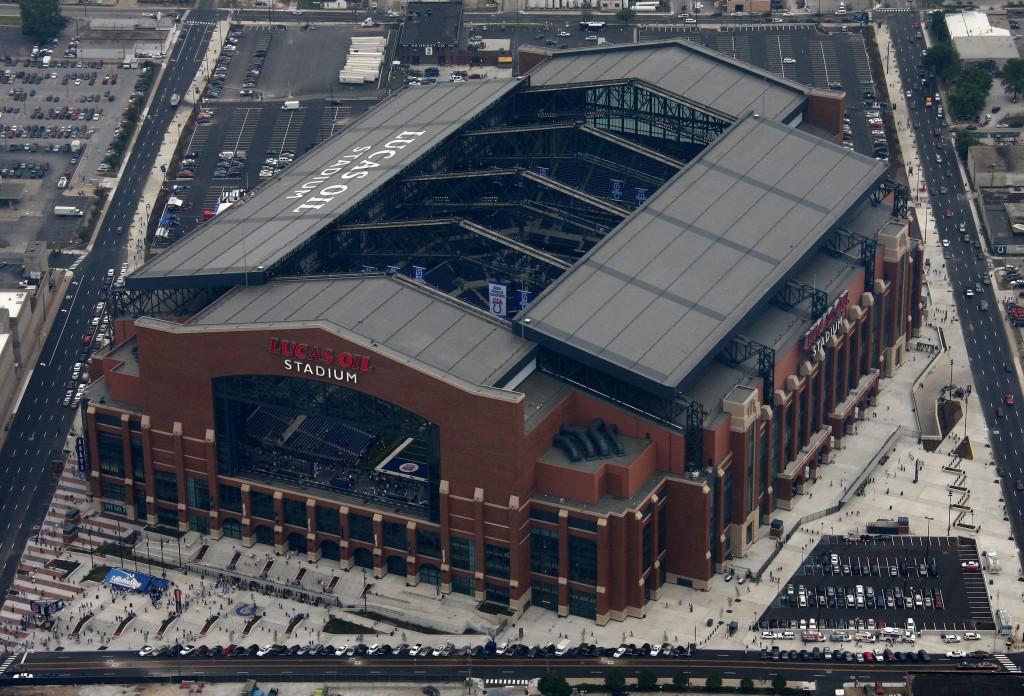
[518,113,887,398]
[128,79,521,291]
[183,275,534,390]
[525,40,809,122]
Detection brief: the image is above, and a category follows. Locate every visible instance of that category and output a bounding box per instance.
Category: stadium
[86,39,923,625]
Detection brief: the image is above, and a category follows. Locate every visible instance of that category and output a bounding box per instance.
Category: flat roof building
[946,11,1020,65]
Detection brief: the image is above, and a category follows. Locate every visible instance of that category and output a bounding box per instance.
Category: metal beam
[521,169,629,217]
[772,279,829,319]
[869,179,910,219]
[826,228,877,288]
[718,335,776,400]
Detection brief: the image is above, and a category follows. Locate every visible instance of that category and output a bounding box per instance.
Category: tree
[954,127,979,164]
[605,668,626,692]
[1003,58,1024,100]
[537,671,572,696]
[929,9,949,43]
[923,44,961,82]
[959,66,993,94]
[949,84,987,118]
[672,671,689,689]
[20,0,65,41]
[616,7,637,25]
[705,671,723,692]
[636,667,658,691]
[772,674,788,693]
[739,677,756,693]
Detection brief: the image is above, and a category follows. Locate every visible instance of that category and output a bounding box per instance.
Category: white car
[942,239,950,247]
[964,632,982,641]
[558,30,570,36]
[334,644,349,656]
[783,58,796,64]
[138,645,155,657]
[495,641,509,655]
[179,644,196,656]
[942,634,962,643]
[649,643,661,657]
[12,673,33,679]
[142,12,155,16]
[409,643,423,656]
[685,18,697,23]
[947,650,967,658]
[256,644,274,657]
[613,645,628,658]
[368,644,382,655]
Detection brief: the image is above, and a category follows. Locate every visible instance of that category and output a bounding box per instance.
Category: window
[101,481,125,501]
[450,573,473,596]
[316,505,341,536]
[383,520,406,550]
[568,516,597,532]
[251,491,275,520]
[485,583,509,606]
[186,476,210,511]
[530,508,558,524]
[530,527,559,577]
[156,507,178,527]
[130,436,145,482]
[96,412,122,428]
[189,513,210,534]
[485,544,510,580]
[98,432,125,477]
[658,506,667,554]
[350,513,373,543]
[568,588,597,620]
[747,424,756,515]
[153,469,178,504]
[134,488,147,519]
[417,529,441,558]
[642,522,653,572]
[531,580,558,610]
[568,535,597,585]
[451,537,476,572]
[283,498,306,528]
[219,484,243,514]
[103,502,128,516]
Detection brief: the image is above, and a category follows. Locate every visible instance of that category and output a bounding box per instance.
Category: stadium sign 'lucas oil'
[268,337,373,384]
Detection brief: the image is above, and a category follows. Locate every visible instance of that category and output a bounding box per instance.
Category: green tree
[636,667,658,691]
[959,66,993,93]
[616,7,637,25]
[20,0,65,41]
[705,671,723,692]
[949,84,987,118]
[537,670,572,696]
[672,671,689,689]
[954,127,979,163]
[772,673,788,693]
[739,677,756,693]
[605,668,626,692]
[1003,58,1024,100]
[923,43,961,81]
[929,9,949,42]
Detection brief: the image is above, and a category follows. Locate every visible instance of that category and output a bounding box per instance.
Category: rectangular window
[130,436,145,482]
[568,516,598,532]
[485,544,510,580]
[485,583,509,606]
[568,535,597,585]
[251,491,275,520]
[219,484,243,513]
[450,536,476,572]
[451,574,474,596]
[156,507,178,527]
[283,498,306,528]
[383,520,406,550]
[658,507,667,554]
[98,432,125,477]
[96,412,122,428]
[417,529,441,558]
[316,505,341,536]
[642,521,653,572]
[189,513,210,534]
[530,508,559,524]
[103,502,128,516]
[135,488,147,519]
[186,476,210,511]
[101,481,125,501]
[530,527,559,577]
[350,513,373,543]
[568,588,597,620]
[747,423,756,515]
[153,469,178,504]
[531,580,558,610]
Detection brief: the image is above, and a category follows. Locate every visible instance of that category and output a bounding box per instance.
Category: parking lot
[760,536,994,636]
[0,30,151,248]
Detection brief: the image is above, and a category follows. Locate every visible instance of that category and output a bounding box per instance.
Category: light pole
[949,357,954,396]
[947,490,953,534]
[925,516,934,561]
[362,567,367,613]
[160,538,166,578]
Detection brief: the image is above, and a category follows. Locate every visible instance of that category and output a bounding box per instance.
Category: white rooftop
[0,292,29,320]
[946,11,1020,62]
[946,10,1010,38]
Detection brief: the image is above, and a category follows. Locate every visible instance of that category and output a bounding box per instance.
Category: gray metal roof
[525,40,808,122]
[185,275,535,389]
[400,1,463,47]
[129,79,520,290]
[518,114,887,397]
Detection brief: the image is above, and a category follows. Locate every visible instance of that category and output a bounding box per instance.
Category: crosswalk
[0,653,18,674]
[485,678,531,686]
[995,653,1020,672]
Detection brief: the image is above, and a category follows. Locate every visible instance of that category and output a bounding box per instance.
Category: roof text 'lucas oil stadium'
[286,130,428,214]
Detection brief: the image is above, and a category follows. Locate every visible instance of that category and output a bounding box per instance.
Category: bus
[579,20,606,30]
[925,96,932,108]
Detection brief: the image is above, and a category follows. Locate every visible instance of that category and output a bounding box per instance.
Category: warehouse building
[86,41,921,624]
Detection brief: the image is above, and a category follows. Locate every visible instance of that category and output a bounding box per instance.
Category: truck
[54,206,84,217]
[282,100,300,110]
[169,93,181,107]
[41,55,51,68]
[71,139,82,154]
[554,639,572,656]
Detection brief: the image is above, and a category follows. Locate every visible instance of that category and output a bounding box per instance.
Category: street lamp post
[362,568,367,613]
[925,516,934,561]
[160,538,166,578]
[949,357,954,396]
[948,490,953,534]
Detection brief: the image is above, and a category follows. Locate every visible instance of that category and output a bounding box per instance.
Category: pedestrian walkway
[996,653,1020,672]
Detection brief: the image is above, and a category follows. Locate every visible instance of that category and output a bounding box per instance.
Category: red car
[1017,480,1024,491]
[962,561,981,572]
[935,592,944,609]
[945,210,953,218]
[1006,394,1014,406]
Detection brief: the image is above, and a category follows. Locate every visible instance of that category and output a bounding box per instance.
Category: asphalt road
[1,647,974,689]
[886,15,1024,564]
[0,4,221,601]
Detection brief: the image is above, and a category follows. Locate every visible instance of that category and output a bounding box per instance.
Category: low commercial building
[946,11,1019,66]
[397,2,463,66]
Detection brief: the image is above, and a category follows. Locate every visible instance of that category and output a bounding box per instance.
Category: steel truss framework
[773,279,829,320]
[113,286,228,320]
[825,228,878,288]
[870,179,910,219]
[719,335,776,400]
[537,348,706,468]
[513,80,732,158]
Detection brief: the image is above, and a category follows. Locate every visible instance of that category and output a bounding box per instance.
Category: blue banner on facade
[413,266,426,282]
[75,436,86,473]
